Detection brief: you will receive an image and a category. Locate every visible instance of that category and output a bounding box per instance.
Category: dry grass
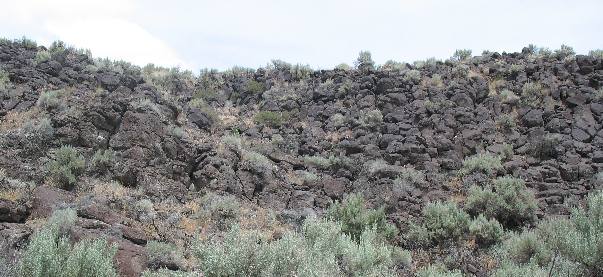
[488,79,506,96]
[0,109,40,132]
[0,189,22,202]
[325,130,352,143]
[91,180,131,200]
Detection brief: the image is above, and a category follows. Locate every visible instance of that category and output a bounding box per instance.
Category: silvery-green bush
[193,217,408,277]
[466,176,537,228]
[18,209,117,277]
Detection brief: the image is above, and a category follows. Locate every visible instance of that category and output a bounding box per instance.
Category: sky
[0,0,602,71]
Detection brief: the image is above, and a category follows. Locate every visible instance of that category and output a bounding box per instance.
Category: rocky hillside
[1,39,602,276]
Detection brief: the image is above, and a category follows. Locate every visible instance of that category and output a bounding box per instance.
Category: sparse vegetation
[393,167,425,193]
[355,50,375,71]
[531,134,559,160]
[89,149,115,173]
[468,214,504,245]
[521,82,544,106]
[359,109,383,128]
[253,111,290,127]
[303,155,337,169]
[47,146,85,190]
[327,194,398,242]
[194,217,406,277]
[35,50,51,64]
[589,49,603,59]
[4,37,603,277]
[466,176,537,228]
[495,190,603,276]
[452,49,472,61]
[37,90,63,110]
[416,264,464,277]
[459,153,503,176]
[0,68,9,91]
[245,80,265,94]
[18,209,117,277]
[409,201,470,243]
[403,69,422,83]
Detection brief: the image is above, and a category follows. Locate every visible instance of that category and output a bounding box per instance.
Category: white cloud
[45,18,191,69]
[0,0,190,69]
[1,0,602,70]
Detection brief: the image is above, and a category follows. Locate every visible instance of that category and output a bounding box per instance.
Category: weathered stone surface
[0,199,28,223]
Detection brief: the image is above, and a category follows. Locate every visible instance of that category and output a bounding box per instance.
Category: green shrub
[419,201,470,242]
[245,80,265,94]
[337,79,354,94]
[452,49,472,61]
[365,159,398,177]
[508,64,525,76]
[89,149,114,173]
[188,98,219,126]
[552,190,603,274]
[416,264,464,277]
[554,45,575,59]
[22,118,54,140]
[403,69,422,83]
[501,229,551,266]
[359,109,383,128]
[330,113,346,127]
[221,134,243,150]
[37,90,62,110]
[142,269,198,277]
[47,146,85,190]
[459,153,503,176]
[290,64,313,80]
[199,193,240,224]
[193,218,406,277]
[393,167,425,193]
[18,209,117,277]
[355,51,375,71]
[466,176,537,228]
[142,65,195,94]
[531,134,559,160]
[380,60,406,71]
[500,143,514,161]
[327,194,398,242]
[303,155,336,169]
[0,68,9,91]
[18,37,37,49]
[589,49,603,59]
[241,150,273,173]
[337,228,405,276]
[146,241,177,266]
[469,214,504,245]
[496,190,603,276]
[193,226,268,277]
[35,50,51,64]
[492,261,548,277]
[0,256,15,277]
[253,111,289,127]
[335,63,351,70]
[499,89,520,104]
[521,82,544,106]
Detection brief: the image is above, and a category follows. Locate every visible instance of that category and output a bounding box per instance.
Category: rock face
[1,40,603,275]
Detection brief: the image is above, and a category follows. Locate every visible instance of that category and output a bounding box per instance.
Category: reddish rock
[30,186,75,219]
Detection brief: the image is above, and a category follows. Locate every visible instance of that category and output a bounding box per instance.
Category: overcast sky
[1,0,602,71]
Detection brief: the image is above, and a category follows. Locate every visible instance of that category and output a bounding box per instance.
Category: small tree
[355,51,375,71]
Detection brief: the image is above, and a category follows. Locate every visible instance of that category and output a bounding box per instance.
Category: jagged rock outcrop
[1,39,602,275]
